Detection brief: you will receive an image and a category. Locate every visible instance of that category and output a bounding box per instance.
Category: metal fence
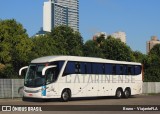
[0,79,24,99]
[0,79,160,99]
[142,82,160,94]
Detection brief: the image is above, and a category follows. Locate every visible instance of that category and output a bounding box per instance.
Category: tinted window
[127,66,135,75]
[63,61,141,76]
[75,62,80,73]
[135,65,141,75]
[46,67,57,84]
[105,64,112,75]
[86,63,92,74]
[50,61,65,76]
[123,65,128,75]
[116,65,124,75]
[128,66,132,75]
[97,63,104,74]
[92,63,104,74]
[80,62,86,74]
[131,66,135,75]
[112,65,116,75]
[63,62,75,75]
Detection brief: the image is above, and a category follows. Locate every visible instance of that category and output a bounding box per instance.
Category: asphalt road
[0,94,160,114]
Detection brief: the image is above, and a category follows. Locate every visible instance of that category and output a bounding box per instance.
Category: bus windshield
[24,64,46,87]
[24,61,64,87]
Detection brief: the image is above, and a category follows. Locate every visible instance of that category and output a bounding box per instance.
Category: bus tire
[115,88,123,99]
[61,89,70,102]
[22,96,27,101]
[123,88,131,98]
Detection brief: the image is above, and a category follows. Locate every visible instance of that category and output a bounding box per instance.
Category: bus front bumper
[23,90,59,99]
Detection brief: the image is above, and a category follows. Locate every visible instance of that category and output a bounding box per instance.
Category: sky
[0,0,160,54]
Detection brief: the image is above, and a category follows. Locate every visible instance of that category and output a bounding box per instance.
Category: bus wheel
[22,96,27,101]
[115,89,123,99]
[61,90,70,102]
[123,89,131,98]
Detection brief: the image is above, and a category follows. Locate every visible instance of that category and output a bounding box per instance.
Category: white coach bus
[19,56,143,102]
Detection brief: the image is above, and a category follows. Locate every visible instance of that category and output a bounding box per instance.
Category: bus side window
[131,66,135,75]
[105,64,112,75]
[98,63,104,74]
[124,66,128,75]
[50,61,65,77]
[127,66,132,75]
[63,62,75,76]
[135,65,141,75]
[127,66,135,75]
[75,62,80,74]
[46,68,54,83]
[116,65,124,75]
[80,62,85,74]
[92,63,97,74]
[92,63,104,74]
[86,63,92,74]
[120,65,124,75]
[112,65,116,75]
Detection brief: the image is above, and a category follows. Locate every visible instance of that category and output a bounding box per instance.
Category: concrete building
[111,31,126,43]
[93,32,108,41]
[146,36,160,54]
[43,0,79,32]
[93,31,126,43]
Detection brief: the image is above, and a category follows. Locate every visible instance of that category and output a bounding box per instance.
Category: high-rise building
[43,0,79,32]
[146,36,160,54]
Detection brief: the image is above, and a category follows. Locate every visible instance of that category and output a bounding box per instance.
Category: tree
[133,51,147,63]
[0,64,16,78]
[144,66,160,82]
[101,36,135,61]
[83,40,104,58]
[95,34,106,47]
[147,44,160,66]
[144,44,160,82]
[0,19,32,78]
[49,25,84,56]
[149,44,160,57]
[31,35,58,58]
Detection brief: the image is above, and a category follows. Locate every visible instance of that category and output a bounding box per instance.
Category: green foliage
[149,44,160,56]
[31,35,58,58]
[84,36,135,62]
[144,44,160,82]
[83,40,104,58]
[144,66,160,82]
[49,25,84,56]
[0,64,17,79]
[147,44,160,67]
[31,26,84,58]
[133,51,147,63]
[95,34,105,46]
[0,23,84,78]
[101,37,135,61]
[0,19,32,78]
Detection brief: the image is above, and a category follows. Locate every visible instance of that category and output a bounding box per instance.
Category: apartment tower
[43,0,79,32]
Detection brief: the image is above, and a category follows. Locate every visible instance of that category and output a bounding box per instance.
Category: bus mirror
[42,65,57,76]
[19,66,28,76]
